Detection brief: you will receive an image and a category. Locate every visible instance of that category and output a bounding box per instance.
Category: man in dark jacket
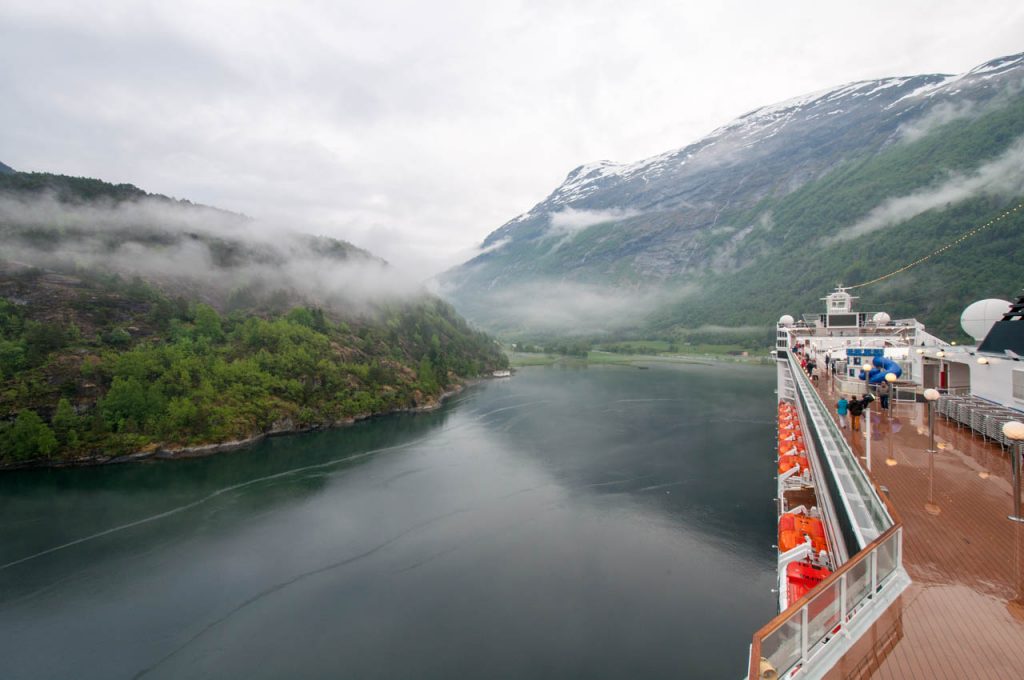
[848,396,864,431]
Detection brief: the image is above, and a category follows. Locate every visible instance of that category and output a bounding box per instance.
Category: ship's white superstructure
[748,287,1024,679]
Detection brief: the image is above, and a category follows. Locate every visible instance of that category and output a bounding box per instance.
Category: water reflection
[0,363,777,680]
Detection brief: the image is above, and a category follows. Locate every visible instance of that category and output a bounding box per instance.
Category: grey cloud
[449,280,672,336]
[548,208,641,235]
[3,0,1024,284]
[0,192,426,310]
[826,136,1024,244]
[897,100,979,142]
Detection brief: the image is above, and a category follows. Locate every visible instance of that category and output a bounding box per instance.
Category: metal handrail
[749,354,906,679]
[747,522,903,679]
[787,353,894,545]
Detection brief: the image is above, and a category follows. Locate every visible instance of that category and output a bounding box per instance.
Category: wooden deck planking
[815,379,1024,680]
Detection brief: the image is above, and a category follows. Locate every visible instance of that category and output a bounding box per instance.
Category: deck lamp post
[862,393,875,471]
[923,388,940,453]
[925,446,941,516]
[1004,421,1024,523]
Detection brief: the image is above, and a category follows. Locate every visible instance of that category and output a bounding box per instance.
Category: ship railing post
[896,526,904,568]
[1004,422,1024,522]
[800,606,809,666]
[870,548,878,595]
[839,572,848,626]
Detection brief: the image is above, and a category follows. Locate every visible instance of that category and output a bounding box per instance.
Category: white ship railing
[747,524,906,679]
[748,351,909,679]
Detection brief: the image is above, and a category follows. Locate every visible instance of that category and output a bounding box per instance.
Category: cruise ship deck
[813,376,1024,679]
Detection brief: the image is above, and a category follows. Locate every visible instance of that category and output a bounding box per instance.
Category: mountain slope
[0,172,506,466]
[441,52,1024,337]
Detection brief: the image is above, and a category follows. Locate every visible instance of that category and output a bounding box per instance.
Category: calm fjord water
[1,362,776,679]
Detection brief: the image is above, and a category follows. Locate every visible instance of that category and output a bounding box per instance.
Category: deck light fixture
[1004,421,1024,523]
[977,357,989,365]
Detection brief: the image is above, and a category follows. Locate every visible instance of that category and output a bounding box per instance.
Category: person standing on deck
[836,395,849,429]
[848,396,864,431]
[877,381,891,410]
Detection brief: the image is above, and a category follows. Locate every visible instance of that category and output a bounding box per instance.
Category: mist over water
[0,362,776,679]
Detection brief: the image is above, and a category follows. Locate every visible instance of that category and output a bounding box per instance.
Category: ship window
[1014,370,1024,401]
[828,314,858,327]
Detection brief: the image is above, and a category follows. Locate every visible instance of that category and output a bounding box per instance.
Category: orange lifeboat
[778,513,827,553]
[778,454,809,474]
[778,432,803,445]
[779,441,806,456]
[786,561,832,603]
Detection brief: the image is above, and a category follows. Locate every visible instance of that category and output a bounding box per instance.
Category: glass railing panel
[845,555,872,615]
[786,352,894,546]
[805,582,842,650]
[876,532,899,586]
[760,615,803,678]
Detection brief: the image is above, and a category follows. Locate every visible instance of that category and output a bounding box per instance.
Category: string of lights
[846,199,1023,290]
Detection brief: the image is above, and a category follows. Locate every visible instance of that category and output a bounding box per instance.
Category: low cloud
[0,191,426,311]
[448,279,665,336]
[477,237,511,255]
[548,207,640,236]
[826,135,1024,244]
[897,100,979,142]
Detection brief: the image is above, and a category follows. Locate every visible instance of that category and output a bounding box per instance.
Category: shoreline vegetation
[0,266,508,470]
[0,172,510,470]
[0,382,472,471]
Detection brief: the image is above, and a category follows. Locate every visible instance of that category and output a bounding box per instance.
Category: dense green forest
[0,173,507,466]
[0,270,505,464]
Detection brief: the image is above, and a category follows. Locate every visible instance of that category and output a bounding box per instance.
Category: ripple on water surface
[0,362,777,680]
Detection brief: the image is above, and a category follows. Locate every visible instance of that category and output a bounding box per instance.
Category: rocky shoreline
[1,382,471,471]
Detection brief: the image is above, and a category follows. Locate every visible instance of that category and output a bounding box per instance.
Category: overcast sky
[2,0,1023,279]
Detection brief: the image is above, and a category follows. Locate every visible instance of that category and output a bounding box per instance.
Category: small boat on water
[491,369,511,378]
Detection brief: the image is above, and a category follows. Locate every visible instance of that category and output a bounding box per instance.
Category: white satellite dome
[873,312,891,324]
[960,299,1011,342]
[778,314,795,326]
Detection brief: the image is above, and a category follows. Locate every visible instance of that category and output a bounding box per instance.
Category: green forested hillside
[0,173,507,466]
[653,94,1024,338]
[442,56,1024,343]
[0,269,505,465]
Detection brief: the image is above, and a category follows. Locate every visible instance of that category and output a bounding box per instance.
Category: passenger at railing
[836,395,850,429]
[849,396,864,431]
